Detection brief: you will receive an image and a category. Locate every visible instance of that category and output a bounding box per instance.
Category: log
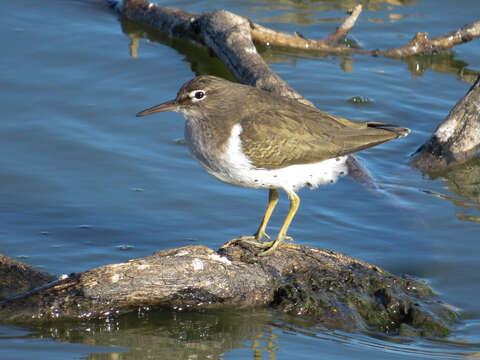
[411,75,480,171]
[0,242,456,337]
[0,254,56,300]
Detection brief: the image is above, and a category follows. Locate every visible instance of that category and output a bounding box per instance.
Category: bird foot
[238,236,273,249]
[257,235,294,256]
[238,228,271,243]
[237,235,294,254]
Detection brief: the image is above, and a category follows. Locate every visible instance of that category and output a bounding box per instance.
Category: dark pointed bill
[136,99,178,117]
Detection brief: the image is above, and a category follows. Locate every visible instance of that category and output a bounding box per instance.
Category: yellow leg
[258,190,300,256]
[239,189,279,249]
[254,189,279,241]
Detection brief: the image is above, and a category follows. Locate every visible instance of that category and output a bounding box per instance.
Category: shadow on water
[424,156,480,225]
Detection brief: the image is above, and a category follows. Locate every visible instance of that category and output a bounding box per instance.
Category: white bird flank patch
[218,123,348,191]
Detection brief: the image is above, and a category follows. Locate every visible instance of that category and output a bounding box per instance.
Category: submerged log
[411,75,480,171]
[0,241,455,337]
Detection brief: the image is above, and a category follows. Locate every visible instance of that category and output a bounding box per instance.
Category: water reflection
[120,18,235,80]
[252,327,278,360]
[248,0,427,27]
[28,309,278,360]
[404,54,479,84]
[426,156,480,225]
[119,15,479,84]
[248,0,418,23]
[18,308,480,359]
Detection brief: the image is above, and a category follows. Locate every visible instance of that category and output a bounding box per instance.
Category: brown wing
[239,96,409,170]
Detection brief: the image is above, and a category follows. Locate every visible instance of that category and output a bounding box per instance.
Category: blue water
[1,0,480,358]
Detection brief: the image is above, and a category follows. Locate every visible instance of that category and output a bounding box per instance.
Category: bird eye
[187,90,206,102]
[194,90,205,100]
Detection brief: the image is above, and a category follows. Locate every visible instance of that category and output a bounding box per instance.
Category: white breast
[206,123,349,192]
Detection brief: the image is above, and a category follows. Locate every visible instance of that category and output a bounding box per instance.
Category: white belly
[185,122,348,192]
[221,155,348,191]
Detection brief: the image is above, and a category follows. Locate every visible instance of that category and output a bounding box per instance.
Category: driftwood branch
[410,75,480,171]
[381,21,480,57]
[324,4,363,45]
[0,242,455,337]
[251,18,480,58]
[249,6,366,53]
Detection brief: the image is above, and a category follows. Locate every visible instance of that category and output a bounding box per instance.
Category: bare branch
[251,20,480,58]
[324,4,363,45]
[380,21,480,57]
[250,22,370,55]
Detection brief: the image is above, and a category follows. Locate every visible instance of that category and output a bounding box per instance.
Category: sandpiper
[137,76,409,256]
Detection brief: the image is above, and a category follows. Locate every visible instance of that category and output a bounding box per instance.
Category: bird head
[136,76,233,117]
